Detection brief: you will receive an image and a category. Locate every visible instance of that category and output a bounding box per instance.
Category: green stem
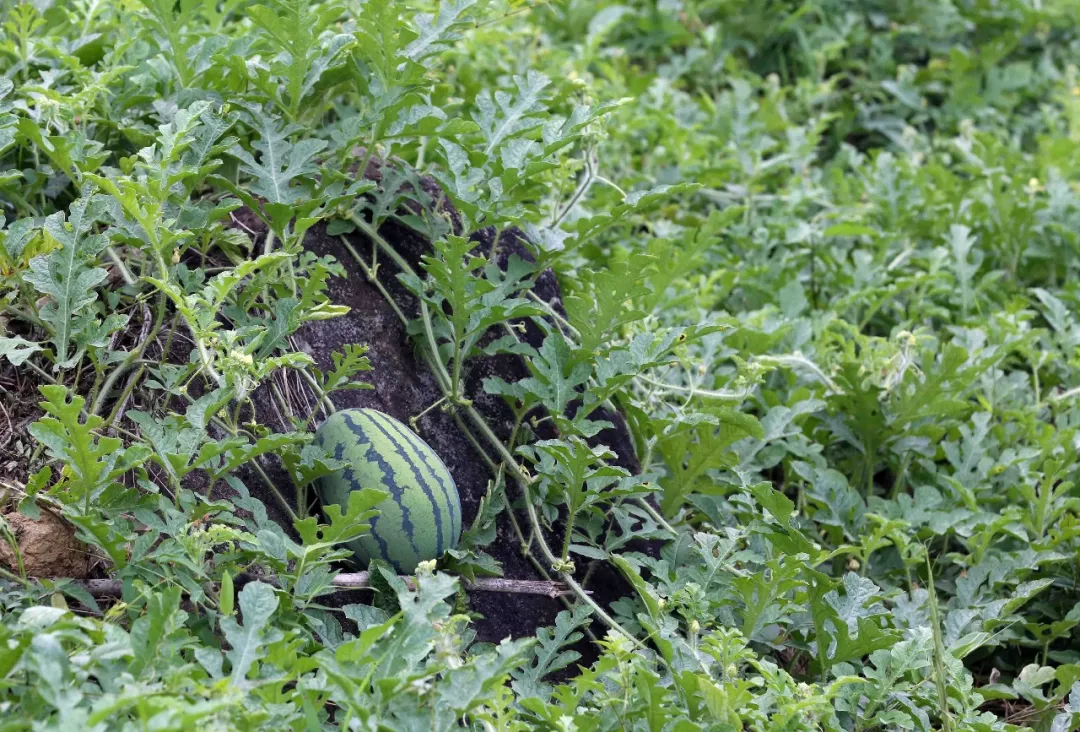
[90,293,167,418]
[105,247,136,286]
[552,151,595,227]
[451,337,463,401]
[90,360,137,419]
[525,289,579,337]
[267,382,306,517]
[220,423,298,524]
[889,455,910,499]
[510,450,635,642]
[160,313,180,363]
[635,373,751,401]
[420,298,455,393]
[345,215,455,393]
[502,492,599,643]
[357,131,377,182]
[169,29,191,88]
[925,555,954,732]
[337,235,410,326]
[104,366,145,428]
[6,305,46,330]
[635,497,677,535]
[270,381,297,425]
[451,412,498,473]
[175,390,300,523]
[1033,360,1042,410]
[411,395,448,430]
[561,508,577,562]
[21,359,57,385]
[462,403,526,481]
[195,338,223,387]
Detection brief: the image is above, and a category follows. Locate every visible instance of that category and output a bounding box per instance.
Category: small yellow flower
[229,349,254,367]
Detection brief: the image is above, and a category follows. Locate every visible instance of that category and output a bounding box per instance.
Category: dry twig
[79,572,577,599]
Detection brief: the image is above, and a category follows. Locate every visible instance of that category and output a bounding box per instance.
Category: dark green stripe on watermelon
[346,413,424,567]
[313,408,462,573]
[354,410,444,552]
[363,409,461,545]
[330,440,397,565]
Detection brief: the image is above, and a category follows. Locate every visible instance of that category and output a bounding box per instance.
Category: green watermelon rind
[314,408,462,573]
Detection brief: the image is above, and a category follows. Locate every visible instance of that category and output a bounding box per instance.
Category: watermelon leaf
[221,581,282,683]
[484,330,590,417]
[456,473,507,552]
[247,0,351,118]
[29,386,129,502]
[806,569,900,673]
[227,108,326,208]
[367,560,401,615]
[511,605,592,701]
[402,235,542,399]
[22,198,111,369]
[318,343,374,394]
[518,437,628,516]
[294,487,389,549]
[0,335,41,366]
[280,443,348,489]
[563,251,655,355]
[443,474,506,579]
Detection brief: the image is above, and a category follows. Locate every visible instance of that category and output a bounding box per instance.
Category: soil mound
[234,164,638,642]
[0,510,90,579]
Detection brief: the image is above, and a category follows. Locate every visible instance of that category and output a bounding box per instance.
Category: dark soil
[0,360,43,487]
[231,163,640,645]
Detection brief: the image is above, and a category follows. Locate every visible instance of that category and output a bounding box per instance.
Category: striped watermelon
[313,408,462,573]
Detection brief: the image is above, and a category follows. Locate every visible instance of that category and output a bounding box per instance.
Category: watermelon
[313,408,462,573]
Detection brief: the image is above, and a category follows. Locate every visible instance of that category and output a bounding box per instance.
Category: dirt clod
[0,510,90,579]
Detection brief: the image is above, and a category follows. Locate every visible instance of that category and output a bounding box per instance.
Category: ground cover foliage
[1,0,1080,728]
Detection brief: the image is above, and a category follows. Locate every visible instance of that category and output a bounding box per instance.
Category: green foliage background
[1,0,1080,728]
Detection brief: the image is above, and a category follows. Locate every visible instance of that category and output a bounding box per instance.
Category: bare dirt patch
[0,509,90,579]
